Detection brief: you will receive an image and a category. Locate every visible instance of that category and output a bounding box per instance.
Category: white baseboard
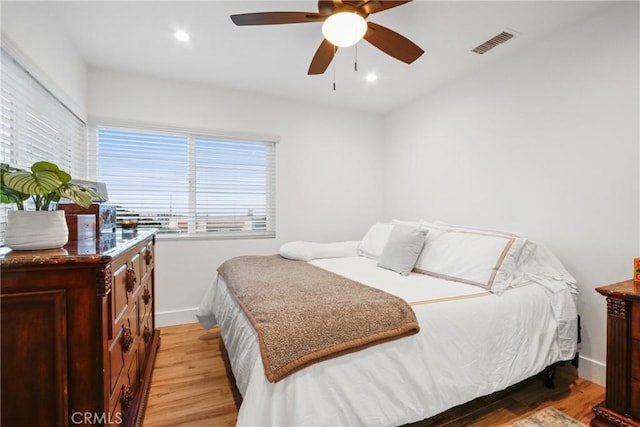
[578,355,606,386]
[155,308,199,327]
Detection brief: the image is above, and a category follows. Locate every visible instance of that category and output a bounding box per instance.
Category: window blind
[87,124,276,239]
[0,48,86,243]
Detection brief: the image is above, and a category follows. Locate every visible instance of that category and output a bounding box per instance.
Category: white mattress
[197,256,577,427]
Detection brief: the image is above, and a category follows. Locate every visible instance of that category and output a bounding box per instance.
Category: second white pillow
[377,224,428,275]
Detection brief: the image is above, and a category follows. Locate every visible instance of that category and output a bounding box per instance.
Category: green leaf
[31,161,71,184]
[4,170,63,196]
[59,185,94,209]
[30,161,60,173]
[0,193,21,204]
[0,184,28,202]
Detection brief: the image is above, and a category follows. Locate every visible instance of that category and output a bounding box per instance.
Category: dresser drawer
[112,254,142,328]
[140,241,154,282]
[109,303,139,396]
[109,326,125,395]
[139,311,153,363]
[141,276,153,314]
[110,345,140,426]
[140,280,153,328]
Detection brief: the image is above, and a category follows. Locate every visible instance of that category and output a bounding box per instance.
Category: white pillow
[413,227,527,295]
[357,222,396,260]
[377,225,428,275]
[280,241,359,261]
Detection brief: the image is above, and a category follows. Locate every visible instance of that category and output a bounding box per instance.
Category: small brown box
[58,203,117,234]
[65,214,96,241]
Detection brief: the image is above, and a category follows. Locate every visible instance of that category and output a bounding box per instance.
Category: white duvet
[197,256,577,427]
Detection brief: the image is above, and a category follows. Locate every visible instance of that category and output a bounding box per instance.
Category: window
[0,48,86,242]
[87,124,276,239]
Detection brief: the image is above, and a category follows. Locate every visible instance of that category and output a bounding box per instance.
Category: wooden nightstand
[592,280,640,427]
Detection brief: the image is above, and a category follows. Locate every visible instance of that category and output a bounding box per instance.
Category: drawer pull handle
[121,327,133,353]
[144,251,153,266]
[125,267,137,293]
[143,325,151,344]
[121,384,133,411]
[143,287,151,305]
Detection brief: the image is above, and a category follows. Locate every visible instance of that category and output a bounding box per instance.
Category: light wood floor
[143,323,604,427]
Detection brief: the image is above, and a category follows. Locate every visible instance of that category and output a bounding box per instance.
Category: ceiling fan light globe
[322,12,367,47]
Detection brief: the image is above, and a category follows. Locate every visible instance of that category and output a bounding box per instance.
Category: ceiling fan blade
[360,1,412,15]
[308,39,338,75]
[230,12,324,26]
[363,21,424,64]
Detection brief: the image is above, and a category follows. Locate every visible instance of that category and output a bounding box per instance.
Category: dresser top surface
[0,228,156,267]
[596,279,640,300]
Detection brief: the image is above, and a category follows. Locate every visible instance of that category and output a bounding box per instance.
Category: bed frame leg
[572,315,581,368]
[543,365,556,389]
[543,315,580,390]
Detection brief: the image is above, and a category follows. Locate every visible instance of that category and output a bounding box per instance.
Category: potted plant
[1,161,100,250]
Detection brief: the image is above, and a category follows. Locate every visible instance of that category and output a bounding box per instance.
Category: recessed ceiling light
[365,73,378,82]
[174,30,190,42]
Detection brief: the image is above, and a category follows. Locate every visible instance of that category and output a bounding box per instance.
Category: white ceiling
[41,1,612,114]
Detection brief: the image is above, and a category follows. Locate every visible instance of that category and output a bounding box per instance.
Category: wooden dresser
[592,280,640,427]
[0,229,160,427]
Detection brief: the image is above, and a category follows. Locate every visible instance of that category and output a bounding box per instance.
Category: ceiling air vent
[471,31,514,54]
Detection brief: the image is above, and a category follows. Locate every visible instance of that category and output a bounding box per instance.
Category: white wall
[88,69,385,325]
[1,1,87,119]
[382,2,639,385]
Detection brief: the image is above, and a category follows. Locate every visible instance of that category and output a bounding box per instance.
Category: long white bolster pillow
[280,241,360,261]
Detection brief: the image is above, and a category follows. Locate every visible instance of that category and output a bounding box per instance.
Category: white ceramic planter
[4,210,69,250]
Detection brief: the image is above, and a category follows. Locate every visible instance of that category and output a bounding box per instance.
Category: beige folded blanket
[218,255,420,382]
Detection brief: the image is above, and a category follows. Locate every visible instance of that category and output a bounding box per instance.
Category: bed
[197,221,578,426]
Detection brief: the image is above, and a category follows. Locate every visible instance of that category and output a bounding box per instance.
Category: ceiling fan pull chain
[333,45,337,91]
[333,68,336,91]
[355,44,358,72]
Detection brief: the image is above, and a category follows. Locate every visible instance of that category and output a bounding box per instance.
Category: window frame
[87,119,278,241]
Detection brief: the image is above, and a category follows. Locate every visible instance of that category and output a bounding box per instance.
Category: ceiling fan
[230,1,424,75]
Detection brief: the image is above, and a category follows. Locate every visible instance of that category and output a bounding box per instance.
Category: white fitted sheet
[197,256,577,427]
